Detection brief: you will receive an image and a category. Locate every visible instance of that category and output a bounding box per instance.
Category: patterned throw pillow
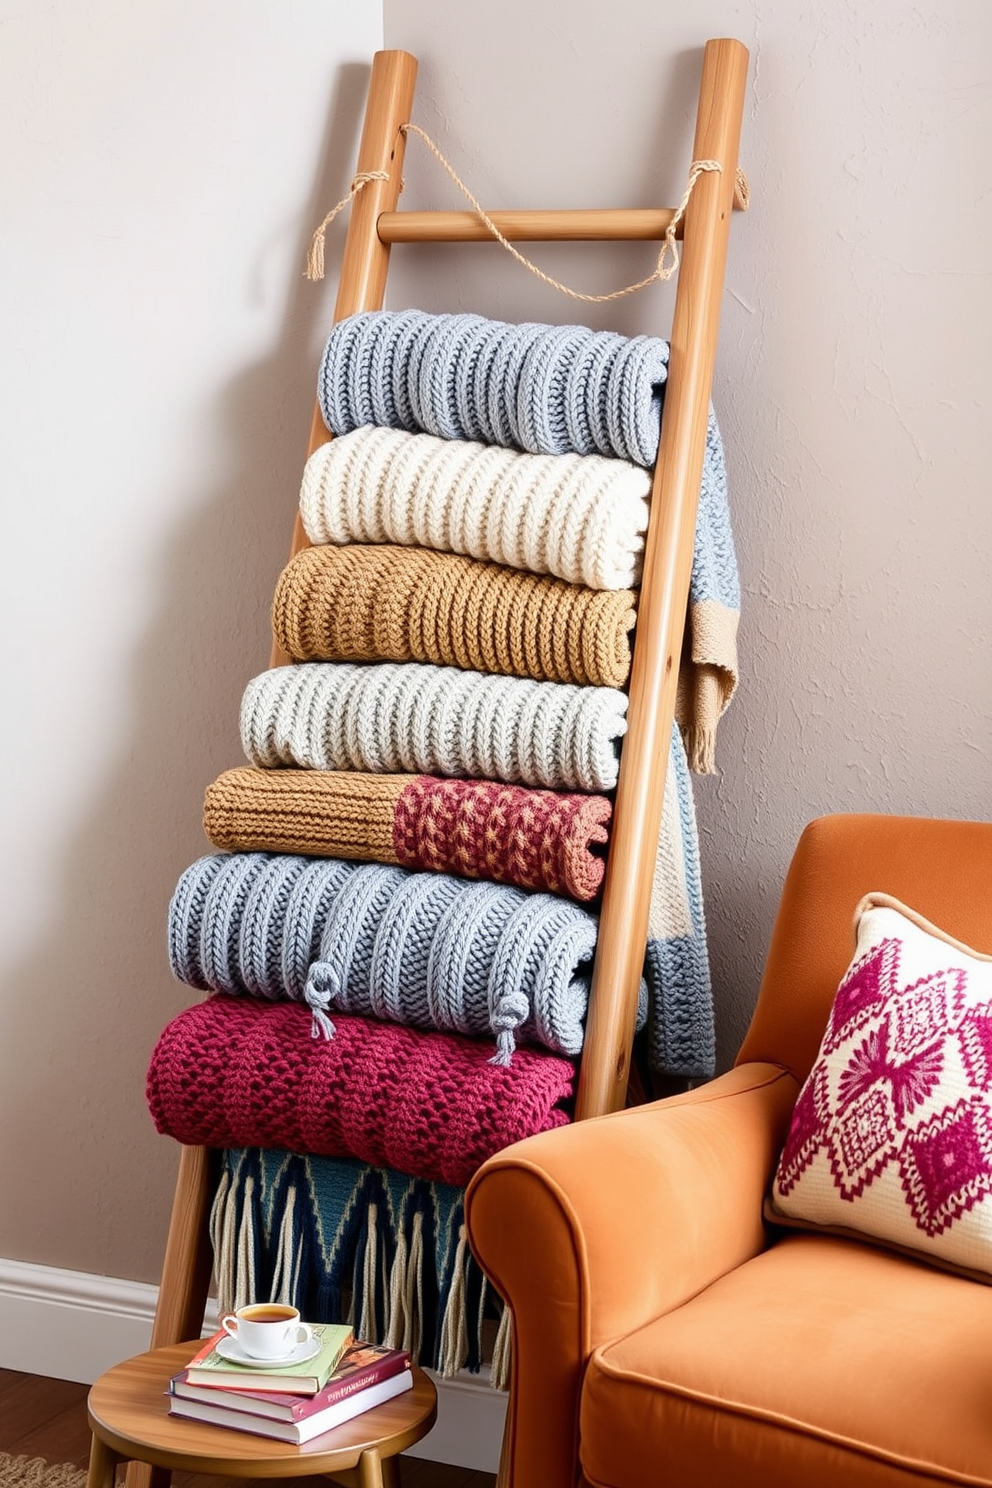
[767,893,992,1280]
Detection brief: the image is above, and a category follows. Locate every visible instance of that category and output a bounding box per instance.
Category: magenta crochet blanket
[146,996,575,1186]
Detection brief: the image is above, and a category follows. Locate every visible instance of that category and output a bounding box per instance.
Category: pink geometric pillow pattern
[768,893,992,1279]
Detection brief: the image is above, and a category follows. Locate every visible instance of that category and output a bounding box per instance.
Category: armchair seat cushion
[580,1233,992,1488]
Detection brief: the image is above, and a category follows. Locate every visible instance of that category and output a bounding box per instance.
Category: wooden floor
[0,1368,496,1488]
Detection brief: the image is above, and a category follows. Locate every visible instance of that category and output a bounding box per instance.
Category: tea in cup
[220,1302,312,1359]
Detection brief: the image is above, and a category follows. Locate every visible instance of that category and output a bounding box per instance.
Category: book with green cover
[185,1322,354,1394]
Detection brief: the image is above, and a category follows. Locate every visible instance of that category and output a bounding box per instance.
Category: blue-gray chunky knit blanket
[168,851,650,1067]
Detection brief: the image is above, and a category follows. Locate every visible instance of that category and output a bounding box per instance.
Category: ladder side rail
[575,36,749,1120]
[142,53,420,1391]
[273,49,419,665]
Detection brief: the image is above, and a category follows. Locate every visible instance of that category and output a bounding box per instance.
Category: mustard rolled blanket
[272,543,636,689]
[203,766,611,902]
[299,425,651,591]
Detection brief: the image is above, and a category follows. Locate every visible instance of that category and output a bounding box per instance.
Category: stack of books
[169,1322,413,1444]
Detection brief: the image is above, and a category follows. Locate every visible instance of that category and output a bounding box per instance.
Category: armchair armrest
[465,1061,798,1488]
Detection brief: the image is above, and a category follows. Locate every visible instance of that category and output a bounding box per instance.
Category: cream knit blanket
[300,425,651,592]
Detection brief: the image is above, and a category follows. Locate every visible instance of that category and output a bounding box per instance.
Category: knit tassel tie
[306,966,338,1041]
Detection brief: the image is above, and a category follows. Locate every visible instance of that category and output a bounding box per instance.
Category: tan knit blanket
[272,543,636,689]
[204,766,612,902]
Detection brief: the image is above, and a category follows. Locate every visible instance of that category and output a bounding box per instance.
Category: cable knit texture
[300,424,651,592]
[240,661,628,793]
[146,997,574,1187]
[203,766,611,902]
[169,711,709,1077]
[315,310,739,771]
[317,310,670,466]
[272,543,635,690]
[168,852,604,1061]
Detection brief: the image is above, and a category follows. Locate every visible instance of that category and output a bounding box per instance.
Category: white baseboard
[0,1258,506,1473]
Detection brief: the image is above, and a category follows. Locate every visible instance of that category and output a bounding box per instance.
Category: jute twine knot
[306,125,750,301]
[306,171,391,281]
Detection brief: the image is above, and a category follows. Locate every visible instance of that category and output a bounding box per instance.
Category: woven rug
[209,1148,510,1385]
[0,1460,86,1488]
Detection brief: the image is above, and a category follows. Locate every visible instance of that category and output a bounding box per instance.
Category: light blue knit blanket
[169,851,646,1066]
[317,309,739,773]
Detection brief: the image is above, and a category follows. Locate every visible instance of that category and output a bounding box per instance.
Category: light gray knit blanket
[319,310,670,465]
[317,310,740,772]
[240,661,628,793]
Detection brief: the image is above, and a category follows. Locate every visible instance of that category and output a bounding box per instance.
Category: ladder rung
[376,207,681,244]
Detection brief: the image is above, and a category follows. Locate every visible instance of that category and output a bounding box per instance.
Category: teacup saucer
[216,1333,321,1369]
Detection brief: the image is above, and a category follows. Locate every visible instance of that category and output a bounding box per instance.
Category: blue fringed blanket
[210,1148,509,1385]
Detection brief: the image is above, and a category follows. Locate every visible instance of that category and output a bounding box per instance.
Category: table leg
[125,1463,173,1488]
[86,1435,120,1488]
[356,1447,394,1488]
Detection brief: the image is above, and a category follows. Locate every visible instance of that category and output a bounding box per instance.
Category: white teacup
[220,1302,313,1360]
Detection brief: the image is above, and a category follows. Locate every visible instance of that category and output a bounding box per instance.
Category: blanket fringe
[268,1182,298,1306]
[209,1151,509,1388]
[491,1303,512,1392]
[437,1224,471,1378]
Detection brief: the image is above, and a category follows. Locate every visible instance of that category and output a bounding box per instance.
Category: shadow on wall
[0,63,371,1285]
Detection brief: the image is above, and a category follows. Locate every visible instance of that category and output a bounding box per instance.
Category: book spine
[305,1353,409,1412]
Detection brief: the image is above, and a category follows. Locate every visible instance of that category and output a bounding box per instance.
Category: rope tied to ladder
[306,171,392,281]
[305,126,749,299]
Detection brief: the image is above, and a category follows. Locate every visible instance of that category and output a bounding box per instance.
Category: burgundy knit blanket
[146,996,574,1186]
[203,766,611,902]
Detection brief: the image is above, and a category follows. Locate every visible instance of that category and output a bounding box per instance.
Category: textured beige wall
[0,0,381,1282]
[382,0,992,1065]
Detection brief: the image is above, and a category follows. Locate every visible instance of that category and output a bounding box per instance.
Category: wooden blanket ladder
[143,31,749,1423]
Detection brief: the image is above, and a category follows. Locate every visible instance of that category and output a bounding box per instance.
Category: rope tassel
[307,171,391,281]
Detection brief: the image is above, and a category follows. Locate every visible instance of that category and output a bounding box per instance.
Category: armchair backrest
[736,813,992,1085]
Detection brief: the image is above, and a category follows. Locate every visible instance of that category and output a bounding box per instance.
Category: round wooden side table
[86,1341,438,1488]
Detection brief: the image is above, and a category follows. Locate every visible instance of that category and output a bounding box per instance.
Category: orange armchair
[466,814,992,1488]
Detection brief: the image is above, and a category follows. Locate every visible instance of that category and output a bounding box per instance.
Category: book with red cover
[168,1367,414,1444]
[170,1342,411,1422]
